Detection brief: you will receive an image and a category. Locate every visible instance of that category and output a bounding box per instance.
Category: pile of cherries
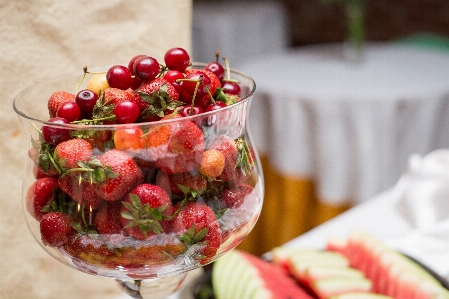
[50,47,241,130]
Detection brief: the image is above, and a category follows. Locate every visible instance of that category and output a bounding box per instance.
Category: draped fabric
[0,1,191,299]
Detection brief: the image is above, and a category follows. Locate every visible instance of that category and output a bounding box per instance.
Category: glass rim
[12,62,256,129]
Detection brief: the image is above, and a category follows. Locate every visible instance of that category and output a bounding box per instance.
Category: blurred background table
[237,42,449,255]
[191,1,289,66]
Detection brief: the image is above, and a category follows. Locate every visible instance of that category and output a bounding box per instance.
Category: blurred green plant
[322,0,366,58]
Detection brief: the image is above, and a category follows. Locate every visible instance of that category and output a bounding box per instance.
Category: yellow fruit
[199,149,225,178]
[87,73,109,95]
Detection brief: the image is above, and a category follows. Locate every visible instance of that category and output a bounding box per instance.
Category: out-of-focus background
[189,0,449,256]
[2,0,449,298]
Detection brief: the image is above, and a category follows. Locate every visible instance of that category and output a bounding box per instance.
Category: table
[191,1,288,67]
[235,42,449,253]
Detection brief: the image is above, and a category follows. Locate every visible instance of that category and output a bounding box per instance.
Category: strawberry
[199,149,225,178]
[94,201,123,235]
[25,177,59,220]
[151,120,205,174]
[210,136,254,183]
[29,139,60,177]
[169,202,222,264]
[155,170,207,199]
[120,183,173,240]
[53,138,93,170]
[40,211,75,247]
[96,149,144,201]
[63,233,115,267]
[58,173,103,209]
[48,91,75,118]
[135,78,183,121]
[220,183,254,209]
[90,88,138,123]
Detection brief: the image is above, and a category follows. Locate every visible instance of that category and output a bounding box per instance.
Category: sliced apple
[329,292,395,299]
[312,276,372,299]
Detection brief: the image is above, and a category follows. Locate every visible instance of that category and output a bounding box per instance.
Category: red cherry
[42,117,70,145]
[106,65,133,90]
[181,72,211,99]
[75,89,98,115]
[205,62,225,82]
[164,47,190,72]
[180,105,204,117]
[128,55,146,76]
[114,100,140,124]
[56,101,81,122]
[133,56,160,81]
[205,101,227,112]
[222,81,241,95]
[163,70,184,94]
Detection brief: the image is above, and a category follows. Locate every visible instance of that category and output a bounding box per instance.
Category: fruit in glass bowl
[13,48,263,285]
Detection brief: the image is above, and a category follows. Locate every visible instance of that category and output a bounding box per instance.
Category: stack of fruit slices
[209,232,449,299]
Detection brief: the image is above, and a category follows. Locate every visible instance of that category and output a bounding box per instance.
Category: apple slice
[312,276,372,299]
[212,249,314,299]
[329,292,395,299]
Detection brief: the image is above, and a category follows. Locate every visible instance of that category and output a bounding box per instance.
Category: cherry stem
[215,51,220,63]
[223,56,231,81]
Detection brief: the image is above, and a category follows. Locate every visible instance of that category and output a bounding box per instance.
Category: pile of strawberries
[25,47,260,278]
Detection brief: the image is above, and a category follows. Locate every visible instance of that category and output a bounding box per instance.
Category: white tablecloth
[241,43,449,205]
[191,1,288,67]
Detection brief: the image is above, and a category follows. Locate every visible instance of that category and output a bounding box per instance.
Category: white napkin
[391,149,449,280]
[397,149,449,228]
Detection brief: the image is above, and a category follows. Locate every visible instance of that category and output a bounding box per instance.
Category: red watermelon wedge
[212,249,314,299]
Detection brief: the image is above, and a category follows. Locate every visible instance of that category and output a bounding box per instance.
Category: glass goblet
[13,64,264,298]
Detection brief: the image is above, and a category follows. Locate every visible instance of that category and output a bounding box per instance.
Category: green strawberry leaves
[235,138,254,175]
[179,225,209,246]
[137,83,183,119]
[121,193,168,237]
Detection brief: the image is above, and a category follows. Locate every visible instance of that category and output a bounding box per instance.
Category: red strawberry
[63,233,115,267]
[26,177,59,220]
[40,211,75,247]
[135,78,182,121]
[150,120,205,174]
[94,201,123,235]
[155,170,207,198]
[48,91,75,118]
[96,149,144,201]
[120,183,173,240]
[54,138,93,170]
[58,173,103,209]
[220,183,254,209]
[169,202,222,264]
[210,136,253,183]
[90,88,138,124]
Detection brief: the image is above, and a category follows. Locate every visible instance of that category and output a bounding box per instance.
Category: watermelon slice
[212,249,314,299]
[327,231,449,299]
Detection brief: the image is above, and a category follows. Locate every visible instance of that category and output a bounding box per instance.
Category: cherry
[163,70,184,94]
[180,105,204,117]
[205,101,227,112]
[181,72,211,100]
[205,62,225,82]
[75,89,98,115]
[222,81,241,96]
[56,101,81,122]
[42,117,70,145]
[114,100,140,124]
[106,65,133,90]
[128,55,146,76]
[164,47,190,72]
[133,56,160,81]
